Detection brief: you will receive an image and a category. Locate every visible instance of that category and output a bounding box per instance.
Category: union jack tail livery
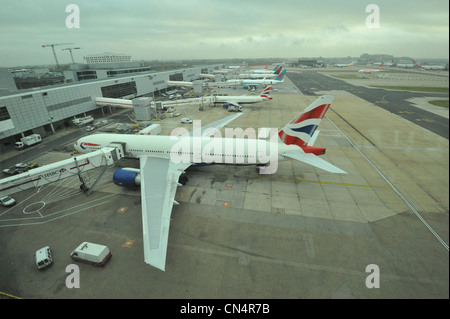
[278,95,332,148]
[278,95,346,174]
[260,86,272,99]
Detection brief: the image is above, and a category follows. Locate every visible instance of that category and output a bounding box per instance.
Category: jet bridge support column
[85,164,109,196]
[73,156,89,193]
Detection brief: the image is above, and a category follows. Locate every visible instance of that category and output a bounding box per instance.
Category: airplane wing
[140,112,242,270]
[188,112,242,137]
[282,152,347,174]
[139,155,191,271]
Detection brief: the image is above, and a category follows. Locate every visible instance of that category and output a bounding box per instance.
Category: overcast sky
[0,0,448,66]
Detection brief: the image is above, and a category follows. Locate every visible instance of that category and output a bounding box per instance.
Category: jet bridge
[0,146,124,197]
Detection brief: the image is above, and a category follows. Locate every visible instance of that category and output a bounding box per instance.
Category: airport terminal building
[0,65,220,151]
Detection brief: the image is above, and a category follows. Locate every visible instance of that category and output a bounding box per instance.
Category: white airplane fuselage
[214,95,270,105]
[236,73,277,79]
[251,70,277,74]
[75,133,299,166]
[227,78,282,86]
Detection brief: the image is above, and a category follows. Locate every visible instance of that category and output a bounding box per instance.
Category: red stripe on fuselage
[81,142,100,147]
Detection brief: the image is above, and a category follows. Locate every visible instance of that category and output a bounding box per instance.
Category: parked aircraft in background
[199,73,216,79]
[249,64,284,74]
[413,59,446,70]
[73,95,345,271]
[214,86,272,111]
[228,62,247,69]
[391,60,414,68]
[358,66,383,74]
[236,66,282,79]
[227,70,287,89]
[333,61,355,67]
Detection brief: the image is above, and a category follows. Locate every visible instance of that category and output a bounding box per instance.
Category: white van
[35,246,53,270]
[70,242,111,266]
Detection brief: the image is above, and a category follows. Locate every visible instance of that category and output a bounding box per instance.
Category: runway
[287,71,449,139]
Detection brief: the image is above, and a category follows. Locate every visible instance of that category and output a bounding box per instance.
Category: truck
[70,242,111,266]
[15,134,42,150]
[72,116,94,127]
[138,124,161,135]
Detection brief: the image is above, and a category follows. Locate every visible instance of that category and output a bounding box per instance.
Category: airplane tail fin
[413,59,422,69]
[274,66,283,74]
[260,86,272,99]
[274,69,286,81]
[278,95,333,151]
[272,64,280,71]
[278,95,347,174]
[379,66,383,71]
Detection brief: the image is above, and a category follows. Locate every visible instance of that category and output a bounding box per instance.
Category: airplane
[249,64,284,74]
[413,59,446,70]
[234,72,277,79]
[73,95,345,271]
[227,61,247,69]
[199,73,216,79]
[391,59,414,68]
[235,66,282,79]
[333,61,356,68]
[358,66,383,74]
[214,86,273,111]
[227,70,286,89]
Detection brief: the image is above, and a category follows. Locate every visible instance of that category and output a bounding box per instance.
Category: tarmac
[0,67,448,299]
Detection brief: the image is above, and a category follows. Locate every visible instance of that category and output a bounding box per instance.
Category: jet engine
[113,168,141,187]
[112,168,189,187]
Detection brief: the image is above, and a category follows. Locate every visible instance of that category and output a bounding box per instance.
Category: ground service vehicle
[15,134,42,149]
[181,117,193,124]
[35,246,53,270]
[70,242,111,266]
[0,196,16,207]
[138,124,161,135]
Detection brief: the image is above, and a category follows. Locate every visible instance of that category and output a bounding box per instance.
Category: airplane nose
[74,140,80,152]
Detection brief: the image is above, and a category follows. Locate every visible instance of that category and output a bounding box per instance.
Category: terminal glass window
[101,82,137,98]
[169,73,183,81]
[46,97,92,112]
[0,106,11,121]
